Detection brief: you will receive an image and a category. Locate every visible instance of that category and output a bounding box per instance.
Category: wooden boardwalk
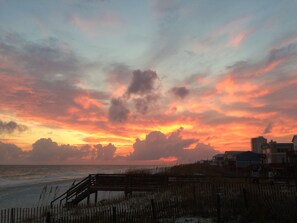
[51,174,204,206]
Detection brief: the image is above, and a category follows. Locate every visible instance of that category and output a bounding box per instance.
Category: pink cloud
[229,31,248,47]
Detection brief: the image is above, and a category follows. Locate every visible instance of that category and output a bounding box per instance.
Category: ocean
[0,165,155,209]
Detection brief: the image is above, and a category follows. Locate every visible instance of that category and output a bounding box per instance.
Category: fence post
[95,191,98,205]
[87,175,91,205]
[243,188,248,209]
[217,194,221,223]
[46,212,51,223]
[87,193,90,205]
[151,199,157,222]
[193,184,197,205]
[10,208,15,223]
[112,206,117,223]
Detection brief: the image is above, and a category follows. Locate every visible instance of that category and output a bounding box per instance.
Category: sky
[0,0,297,164]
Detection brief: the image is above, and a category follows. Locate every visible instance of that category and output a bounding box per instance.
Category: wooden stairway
[51,173,203,206]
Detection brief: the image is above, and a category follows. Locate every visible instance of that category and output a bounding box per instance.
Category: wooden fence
[1,182,297,223]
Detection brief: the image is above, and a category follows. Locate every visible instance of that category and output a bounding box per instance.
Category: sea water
[0,165,153,209]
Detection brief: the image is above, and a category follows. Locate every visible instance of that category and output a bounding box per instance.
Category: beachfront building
[287,135,297,164]
[212,153,224,166]
[251,136,267,154]
[292,135,297,151]
[262,140,294,164]
[224,151,243,167]
[235,151,262,168]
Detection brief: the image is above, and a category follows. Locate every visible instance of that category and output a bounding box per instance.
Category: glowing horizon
[0,0,297,164]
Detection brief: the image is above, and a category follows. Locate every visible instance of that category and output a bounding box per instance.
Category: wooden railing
[50,174,204,206]
[51,175,92,207]
[51,173,297,207]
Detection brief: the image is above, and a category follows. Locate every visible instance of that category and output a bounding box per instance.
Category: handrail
[51,191,67,207]
[67,176,90,194]
[53,173,256,206]
[51,175,92,207]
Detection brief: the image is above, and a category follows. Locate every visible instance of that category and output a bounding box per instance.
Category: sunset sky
[0,0,297,164]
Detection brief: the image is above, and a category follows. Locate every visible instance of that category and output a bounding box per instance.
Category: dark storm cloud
[30,138,118,163]
[30,138,89,162]
[125,70,161,115]
[0,141,25,163]
[170,86,190,99]
[129,129,195,160]
[107,69,161,120]
[0,138,119,164]
[108,98,130,123]
[94,143,116,160]
[126,70,159,96]
[181,143,218,162]
[129,128,218,162]
[30,139,116,162]
[0,120,27,134]
[133,93,160,114]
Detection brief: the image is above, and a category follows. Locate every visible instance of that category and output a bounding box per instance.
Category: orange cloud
[74,95,104,109]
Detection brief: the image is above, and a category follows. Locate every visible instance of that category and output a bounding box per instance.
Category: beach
[0,165,152,209]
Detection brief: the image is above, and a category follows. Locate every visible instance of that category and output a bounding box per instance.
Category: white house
[292,135,297,151]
